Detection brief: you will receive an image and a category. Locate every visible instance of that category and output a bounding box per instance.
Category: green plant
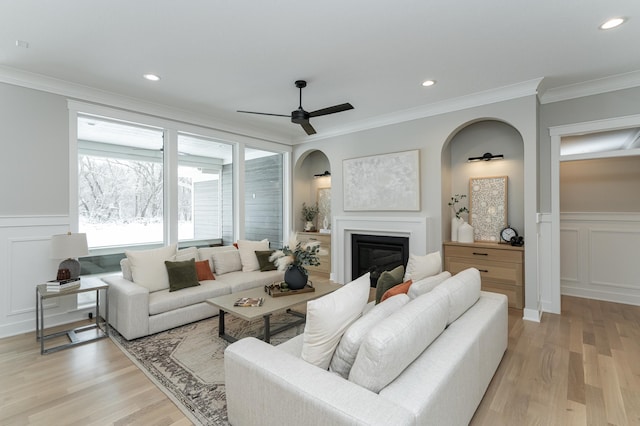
[301,202,319,222]
[448,194,468,219]
[269,235,321,275]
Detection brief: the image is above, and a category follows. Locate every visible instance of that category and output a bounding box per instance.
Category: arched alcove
[293,149,332,232]
[441,119,525,241]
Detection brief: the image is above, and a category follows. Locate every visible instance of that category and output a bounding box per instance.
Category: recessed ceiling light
[143,73,161,81]
[599,17,626,30]
[422,80,436,87]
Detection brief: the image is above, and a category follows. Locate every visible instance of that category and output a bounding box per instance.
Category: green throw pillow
[375,265,405,304]
[165,259,200,292]
[255,250,277,271]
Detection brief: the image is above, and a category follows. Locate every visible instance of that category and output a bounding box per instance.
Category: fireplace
[352,234,409,287]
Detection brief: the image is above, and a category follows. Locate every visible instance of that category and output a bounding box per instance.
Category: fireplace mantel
[332,216,429,283]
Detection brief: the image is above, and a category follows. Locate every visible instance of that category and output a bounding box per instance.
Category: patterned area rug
[110,310,306,425]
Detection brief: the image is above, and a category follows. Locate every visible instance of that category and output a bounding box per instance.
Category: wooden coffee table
[206,281,341,343]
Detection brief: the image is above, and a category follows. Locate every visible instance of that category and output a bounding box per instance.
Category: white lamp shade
[51,233,89,259]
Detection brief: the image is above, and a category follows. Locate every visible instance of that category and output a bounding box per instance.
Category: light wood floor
[1,294,639,425]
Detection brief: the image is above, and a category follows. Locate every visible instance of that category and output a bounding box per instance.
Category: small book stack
[46,278,81,292]
[234,297,264,307]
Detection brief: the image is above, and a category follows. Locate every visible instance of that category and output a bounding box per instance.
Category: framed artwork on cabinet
[469,176,508,242]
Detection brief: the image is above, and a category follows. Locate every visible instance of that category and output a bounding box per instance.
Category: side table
[36,279,109,354]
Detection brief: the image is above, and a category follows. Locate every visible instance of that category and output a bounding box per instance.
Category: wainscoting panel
[0,216,89,338]
[560,213,640,306]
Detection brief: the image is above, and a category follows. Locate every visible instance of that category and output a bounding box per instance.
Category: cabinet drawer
[446,257,523,286]
[444,245,522,264]
[481,280,523,309]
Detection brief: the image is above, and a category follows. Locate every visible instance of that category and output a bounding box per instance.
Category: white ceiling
[2,1,640,145]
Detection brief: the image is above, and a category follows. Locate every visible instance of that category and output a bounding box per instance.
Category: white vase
[304,221,315,231]
[451,217,463,242]
[458,221,474,243]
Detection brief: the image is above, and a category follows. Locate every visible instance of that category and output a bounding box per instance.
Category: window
[78,114,164,248]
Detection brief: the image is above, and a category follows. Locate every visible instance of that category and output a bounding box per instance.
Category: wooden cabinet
[443,241,524,309]
[297,232,331,277]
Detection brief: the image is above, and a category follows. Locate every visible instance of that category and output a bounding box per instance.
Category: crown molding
[539,70,640,104]
[296,78,543,144]
[0,65,293,146]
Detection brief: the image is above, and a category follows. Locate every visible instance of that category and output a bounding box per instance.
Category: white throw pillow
[120,258,133,282]
[211,249,242,275]
[407,271,452,299]
[237,239,269,272]
[175,246,198,261]
[301,273,370,370]
[198,245,237,272]
[348,288,449,393]
[403,251,442,282]
[329,293,409,379]
[125,244,177,292]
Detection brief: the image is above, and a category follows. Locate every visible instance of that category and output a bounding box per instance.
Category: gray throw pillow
[255,250,277,271]
[165,259,200,292]
[375,265,405,304]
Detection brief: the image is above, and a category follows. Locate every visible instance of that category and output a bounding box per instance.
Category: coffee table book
[234,297,264,307]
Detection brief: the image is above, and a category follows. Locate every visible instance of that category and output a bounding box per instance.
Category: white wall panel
[560,213,640,306]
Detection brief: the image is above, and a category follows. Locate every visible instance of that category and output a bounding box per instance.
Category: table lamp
[51,232,88,279]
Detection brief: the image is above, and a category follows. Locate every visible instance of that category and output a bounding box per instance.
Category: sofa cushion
[120,258,133,281]
[165,259,201,292]
[432,267,481,325]
[407,271,451,299]
[195,260,215,281]
[329,293,409,379]
[348,288,449,393]
[380,280,412,303]
[403,251,442,282]
[174,246,198,261]
[375,265,404,304]
[197,245,236,272]
[212,249,242,275]
[237,239,269,272]
[148,280,231,315]
[255,250,276,271]
[216,270,285,293]
[301,273,370,370]
[125,244,177,292]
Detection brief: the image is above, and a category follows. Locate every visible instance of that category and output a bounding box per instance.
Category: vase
[458,221,474,243]
[451,217,463,242]
[284,265,308,290]
[304,221,315,231]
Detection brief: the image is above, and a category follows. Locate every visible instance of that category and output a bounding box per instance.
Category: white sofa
[225,268,508,426]
[102,244,284,340]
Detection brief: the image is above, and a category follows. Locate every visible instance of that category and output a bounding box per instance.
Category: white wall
[293,95,540,314]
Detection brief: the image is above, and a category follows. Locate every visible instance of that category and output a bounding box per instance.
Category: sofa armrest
[101,275,150,340]
[224,337,414,426]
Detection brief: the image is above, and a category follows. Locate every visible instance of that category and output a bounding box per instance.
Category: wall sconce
[313,170,331,178]
[467,152,504,162]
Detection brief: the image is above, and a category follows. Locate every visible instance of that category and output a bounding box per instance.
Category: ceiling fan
[237,80,354,135]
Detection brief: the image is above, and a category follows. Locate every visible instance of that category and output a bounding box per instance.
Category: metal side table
[36,279,109,355]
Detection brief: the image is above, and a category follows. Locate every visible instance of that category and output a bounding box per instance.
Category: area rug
[110,311,306,426]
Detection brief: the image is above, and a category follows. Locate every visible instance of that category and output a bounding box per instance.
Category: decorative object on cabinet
[457,222,474,243]
[317,187,331,232]
[301,202,319,231]
[297,232,331,277]
[343,149,420,211]
[469,176,508,242]
[448,194,468,242]
[443,241,524,309]
[500,225,518,242]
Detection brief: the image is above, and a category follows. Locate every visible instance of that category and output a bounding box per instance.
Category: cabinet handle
[479,269,489,273]
[472,252,488,256]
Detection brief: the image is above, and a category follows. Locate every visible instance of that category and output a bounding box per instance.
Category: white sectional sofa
[225,268,508,426]
[102,244,284,340]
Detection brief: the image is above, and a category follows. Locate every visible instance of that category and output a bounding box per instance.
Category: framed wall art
[469,176,508,242]
[317,187,331,230]
[343,150,420,211]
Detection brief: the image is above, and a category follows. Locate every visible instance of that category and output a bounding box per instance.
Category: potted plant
[301,202,319,231]
[448,194,469,242]
[269,234,321,290]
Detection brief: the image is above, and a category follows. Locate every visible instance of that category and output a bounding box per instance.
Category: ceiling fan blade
[237,110,290,118]
[309,103,354,118]
[301,121,317,135]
